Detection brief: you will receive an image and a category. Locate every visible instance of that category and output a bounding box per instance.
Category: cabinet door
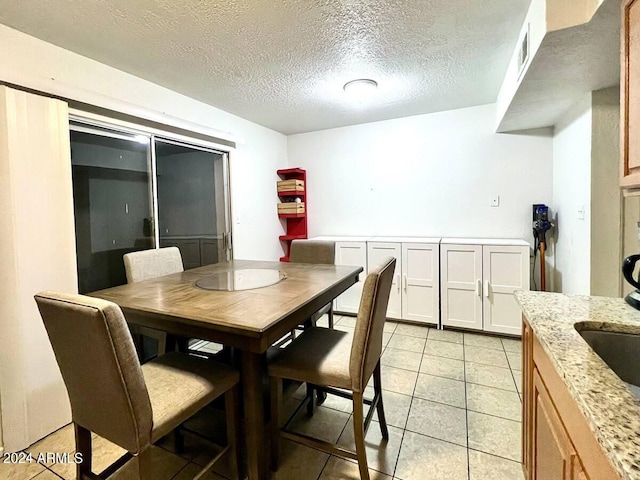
[440,244,483,330]
[482,245,530,335]
[401,243,440,325]
[523,320,533,480]
[335,242,368,314]
[622,0,640,188]
[368,242,402,319]
[533,370,574,480]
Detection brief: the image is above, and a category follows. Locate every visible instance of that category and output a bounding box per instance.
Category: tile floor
[1,316,524,480]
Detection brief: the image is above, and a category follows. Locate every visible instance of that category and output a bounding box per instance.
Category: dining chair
[268,256,396,480]
[123,247,184,361]
[289,239,336,328]
[34,291,241,480]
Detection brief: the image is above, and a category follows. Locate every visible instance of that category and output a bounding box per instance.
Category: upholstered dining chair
[34,291,240,480]
[289,239,336,328]
[123,247,184,361]
[268,256,396,480]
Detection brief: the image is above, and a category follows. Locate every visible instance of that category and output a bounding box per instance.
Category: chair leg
[328,304,334,329]
[373,362,389,439]
[270,377,283,472]
[306,383,315,417]
[352,392,371,480]
[74,423,93,480]
[137,447,153,480]
[225,386,241,480]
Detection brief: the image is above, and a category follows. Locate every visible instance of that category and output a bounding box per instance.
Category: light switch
[491,195,500,207]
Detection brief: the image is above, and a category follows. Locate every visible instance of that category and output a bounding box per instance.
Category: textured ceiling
[0,0,530,134]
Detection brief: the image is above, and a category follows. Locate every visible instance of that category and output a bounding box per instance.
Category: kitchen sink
[579,329,640,396]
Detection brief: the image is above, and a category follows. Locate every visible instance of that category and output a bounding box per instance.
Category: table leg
[241,350,267,480]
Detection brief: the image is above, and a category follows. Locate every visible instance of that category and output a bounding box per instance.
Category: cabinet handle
[485,280,490,298]
[403,274,407,290]
[396,275,400,293]
[476,279,482,296]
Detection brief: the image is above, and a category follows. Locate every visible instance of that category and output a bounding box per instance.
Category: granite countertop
[516,291,640,480]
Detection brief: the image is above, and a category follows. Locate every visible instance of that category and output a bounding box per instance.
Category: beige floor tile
[337,419,403,476]
[414,374,466,408]
[386,334,426,353]
[379,365,418,396]
[406,397,467,447]
[381,348,422,371]
[25,424,75,467]
[468,449,524,480]
[465,362,517,391]
[32,471,63,479]
[272,439,329,480]
[318,390,354,414]
[464,345,509,368]
[464,333,504,350]
[383,321,398,334]
[419,354,465,381]
[395,431,468,480]
[382,332,392,347]
[319,456,392,480]
[377,390,412,429]
[468,411,522,462]
[288,406,351,444]
[338,316,357,328]
[394,324,429,339]
[501,337,522,353]
[506,351,522,371]
[0,456,46,480]
[466,383,521,421]
[49,433,127,479]
[512,370,523,393]
[424,339,464,360]
[334,323,355,334]
[316,315,330,328]
[171,462,227,479]
[427,329,463,344]
[108,446,188,480]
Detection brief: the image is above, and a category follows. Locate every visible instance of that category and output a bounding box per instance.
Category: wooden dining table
[89,259,362,480]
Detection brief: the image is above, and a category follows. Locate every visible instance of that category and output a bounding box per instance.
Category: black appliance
[623,254,640,309]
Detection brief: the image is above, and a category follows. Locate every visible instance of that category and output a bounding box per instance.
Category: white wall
[288,103,553,243]
[552,95,593,294]
[0,23,288,262]
[590,87,622,297]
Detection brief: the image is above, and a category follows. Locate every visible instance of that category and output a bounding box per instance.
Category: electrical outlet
[491,195,500,207]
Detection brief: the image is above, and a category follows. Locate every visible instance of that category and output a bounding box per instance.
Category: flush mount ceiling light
[343,79,378,101]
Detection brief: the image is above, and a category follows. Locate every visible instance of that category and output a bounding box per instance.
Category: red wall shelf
[277,168,307,262]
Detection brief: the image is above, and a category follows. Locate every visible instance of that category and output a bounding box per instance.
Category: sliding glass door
[70,121,231,294]
[155,139,229,269]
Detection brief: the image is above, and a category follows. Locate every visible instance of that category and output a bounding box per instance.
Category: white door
[401,243,440,325]
[335,242,368,314]
[367,242,402,319]
[441,244,483,330]
[483,245,530,335]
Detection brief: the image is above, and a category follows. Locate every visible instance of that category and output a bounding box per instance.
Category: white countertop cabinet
[441,239,530,336]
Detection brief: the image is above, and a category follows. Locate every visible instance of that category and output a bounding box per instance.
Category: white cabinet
[402,243,440,325]
[441,239,530,335]
[367,242,402,318]
[368,239,440,325]
[334,240,368,314]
